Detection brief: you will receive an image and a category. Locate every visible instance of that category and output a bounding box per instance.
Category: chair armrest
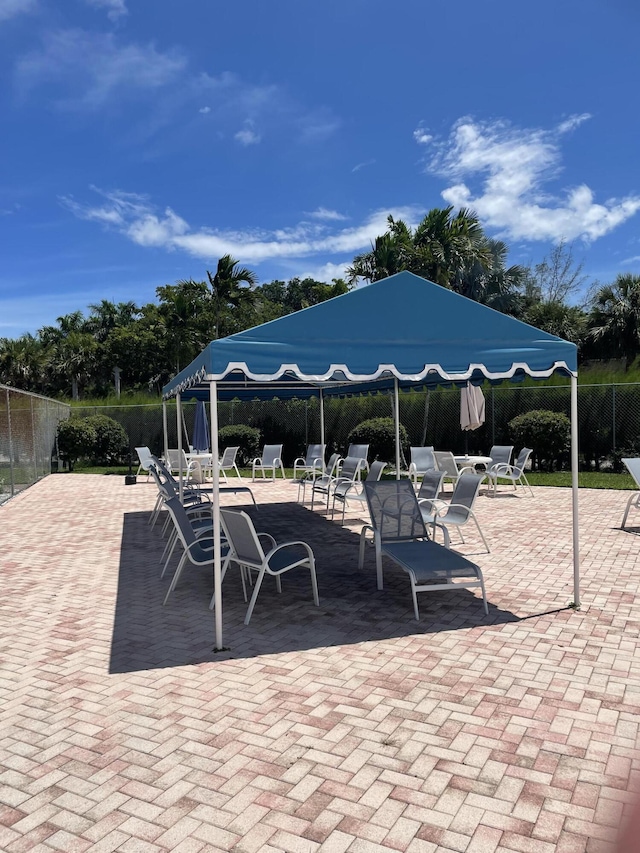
[433,502,471,518]
[258,532,277,550]
[490,463,515,477]
[265,540,314,569]
[457,465,476,476]
[418,497,447,513]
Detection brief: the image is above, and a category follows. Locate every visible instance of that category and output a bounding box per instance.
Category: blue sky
[1,0,640,336]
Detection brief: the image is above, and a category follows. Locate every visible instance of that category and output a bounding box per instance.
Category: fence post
[6,388,15,497]
[612,384,616,453]
[30,396,38,482]
[491,386,495,447]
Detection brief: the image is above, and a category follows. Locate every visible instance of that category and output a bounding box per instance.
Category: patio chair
[433,451,475,491]
[219,508,319,625]
[408,446,436,484]
[134,446,155,479]
[621,458,640,529]
[428,473,490,553]
[358,479,488,620]
[486,445,514,474]
[251,444,285,481]
[484,447,534,496]
[301,453,341,504]
[161,496,232,606]
[416,469,449,546]
[293,444,325,482]
[331,460,386,524]
[148,461,208,530]
[346,444,370,475]
[219,446,241,482]
[311,455,363,512]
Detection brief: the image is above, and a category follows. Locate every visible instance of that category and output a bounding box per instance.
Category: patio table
[454,454,492,470]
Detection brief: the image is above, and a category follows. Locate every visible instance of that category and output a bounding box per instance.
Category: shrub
[509,409,570,471]
[218,424,261,466]
[57,418,97,471]
[83,414,129,465]
[347,417,409,464]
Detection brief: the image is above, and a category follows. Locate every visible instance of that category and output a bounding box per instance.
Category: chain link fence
[72,381,640,472]
[0,385,70,504]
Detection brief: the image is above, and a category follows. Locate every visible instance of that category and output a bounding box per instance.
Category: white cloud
[0,0,36,22]
[413,126,432,145]
[234,120,261,146]
[307,208,347,222]
[297,261,351,282]
[83,0,127,21]
[15,29,186,109]
[61,187,421,264]
[558,113,592,134]
[424,116,640,243]
[198,106,211,114]
[352,159,375,173]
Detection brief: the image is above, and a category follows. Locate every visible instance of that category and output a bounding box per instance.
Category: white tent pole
[570,374,580,609]
[210,380,223,649]
[176,393,183,503]
[162,400,168,463]
[319,389,325,456]
[394,378,401,480]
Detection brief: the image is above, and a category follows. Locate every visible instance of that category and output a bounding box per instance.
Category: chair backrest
[164,496,197,551]
[323,453,341,477]
[187,459,205,485]
[220,509,264,566]
[149,463,171,498]
[167,448,188,473]
[434,451,459,477]
[513,447,533,476]
[418,469,445,503]
[135,446,153,470]
[623,458,640,488]
[220,446,239,466]
[305,444,324,466]
[446,473,484,522]
[347,444,369,463]
[261,444,283,466]
[364,480,427,543]
[339,456,363,482]
[410,446,436,473]
[366,461,386,482]
[489,445,513,467]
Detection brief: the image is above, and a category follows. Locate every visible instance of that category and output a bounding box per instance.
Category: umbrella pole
[176,393,183,503]
[570,374,580,609]
[319,389,325,455]
[162,400,169,463]
[210,380,223,649]
[393,379,401,480]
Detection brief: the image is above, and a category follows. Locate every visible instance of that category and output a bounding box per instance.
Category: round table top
[454,454,492,467]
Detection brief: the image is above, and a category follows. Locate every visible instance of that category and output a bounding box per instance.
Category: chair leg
[358,528,368,570]
[376,547,384,590]
[622,492,639,529]
[478,569,489,614]
[163,553,189,605]
[309,557,319,606]
[275,574,282,593]
[244,567,267,625]
[474,516,490,553]
[410,580,420,621]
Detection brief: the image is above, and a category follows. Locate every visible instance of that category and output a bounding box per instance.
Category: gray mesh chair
[293,444,325,481]
[161,497,231,606]
[430,473,490,553]
[251,444,285,480]
[487,445,514,473]
[408,446,436,484]
[219,446,241,482]
[416,470,449,546]
[135,446,154,479]
[433,451,467,491]
[346,444,370,475]
[309,453,343,510]
[359,480,488,620]
[621,458,640,529]
[331,460,386,524]
[312,456,363,514]
[220,509,319,625]
[484,447,533,496]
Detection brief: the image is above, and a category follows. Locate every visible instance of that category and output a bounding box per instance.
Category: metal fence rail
[72,381,640,472]
[0,385,70,503]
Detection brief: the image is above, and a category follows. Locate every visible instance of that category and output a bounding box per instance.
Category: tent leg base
[212,646,231,653]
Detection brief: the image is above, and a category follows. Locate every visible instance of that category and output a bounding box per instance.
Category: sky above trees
[1,0,639,334]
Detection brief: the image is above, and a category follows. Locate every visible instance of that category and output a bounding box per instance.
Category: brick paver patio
[1,474,639,853]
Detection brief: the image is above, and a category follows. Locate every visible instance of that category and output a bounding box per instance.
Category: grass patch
[526,471,635,489]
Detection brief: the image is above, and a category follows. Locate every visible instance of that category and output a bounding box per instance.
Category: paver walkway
[1,474,639,853]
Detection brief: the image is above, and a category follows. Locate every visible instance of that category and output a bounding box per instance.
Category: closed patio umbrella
[460,383,485,432]
[192,400,210,452]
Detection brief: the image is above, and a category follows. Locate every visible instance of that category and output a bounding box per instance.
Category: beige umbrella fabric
[460,383,486,431]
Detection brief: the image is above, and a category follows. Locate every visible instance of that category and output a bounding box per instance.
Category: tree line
[1,206,639,400]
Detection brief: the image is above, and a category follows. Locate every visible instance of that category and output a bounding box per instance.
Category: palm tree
[0,334,45,391]
[39,312,96,399]
[589,274,640,369]
[206,255,258,339]
[456,239,526,314]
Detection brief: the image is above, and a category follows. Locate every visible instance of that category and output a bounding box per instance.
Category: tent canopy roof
[162,271,577,401]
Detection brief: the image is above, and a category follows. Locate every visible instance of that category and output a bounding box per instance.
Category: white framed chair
[252,444,285,480]
[484,447,534,496]
[311,455,362,512]
[346,444,370,475]
[220,508,319,625]
[359,479,488,620]
[219,446,241,482]
[433,451,474,491]
[416,469,449,546]
[301,453,341,504]
[485,445,514,476]
[428,473,490,553]
[135,446,155,479]
[408,446,436,484]
[331,460,386,524]
[621,458,640,529]
[293,444,325,482]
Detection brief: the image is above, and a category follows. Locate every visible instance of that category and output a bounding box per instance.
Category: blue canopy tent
[162,271,579,649]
